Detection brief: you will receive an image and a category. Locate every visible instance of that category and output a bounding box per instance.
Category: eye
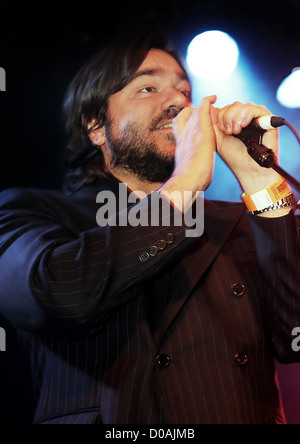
[139,86,156,94]
[181,90,192,99]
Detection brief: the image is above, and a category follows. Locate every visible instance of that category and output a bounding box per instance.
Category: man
[0,31,299,424]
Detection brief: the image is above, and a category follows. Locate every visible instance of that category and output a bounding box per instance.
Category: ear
[88,120,106,146]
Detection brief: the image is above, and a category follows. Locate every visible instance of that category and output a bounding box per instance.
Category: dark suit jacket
[0,180,300,424]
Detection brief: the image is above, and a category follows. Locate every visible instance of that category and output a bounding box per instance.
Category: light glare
[186,31,239,79]
[277,69,300,108]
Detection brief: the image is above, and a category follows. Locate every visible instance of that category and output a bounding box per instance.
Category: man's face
[102,49,192,183]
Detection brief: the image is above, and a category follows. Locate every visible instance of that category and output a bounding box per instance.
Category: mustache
[149,106,183,132]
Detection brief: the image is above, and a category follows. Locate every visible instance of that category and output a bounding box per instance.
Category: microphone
[233,115,286,169]
[234,115,286,142]
[233,113,300,193]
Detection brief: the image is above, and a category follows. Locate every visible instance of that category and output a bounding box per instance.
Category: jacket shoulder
[0,187,66,209]
[0,187,98,232]
[0,187,78,226]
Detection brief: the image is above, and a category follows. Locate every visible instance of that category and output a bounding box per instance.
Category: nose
[161,86,190,112]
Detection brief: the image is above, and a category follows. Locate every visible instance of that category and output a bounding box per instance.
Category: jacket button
[165,233,176,244]
[234,352,248,367]
[148,246,158,257]
[156,353,171,368]
[155,239,167,251]
[232,283,246,298]
[139,252,150,263]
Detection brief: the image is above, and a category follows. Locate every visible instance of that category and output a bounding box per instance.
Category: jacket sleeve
[248,210,300,363]
[0,188,193,336]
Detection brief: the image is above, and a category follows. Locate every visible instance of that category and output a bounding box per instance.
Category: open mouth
[157,123,174,130]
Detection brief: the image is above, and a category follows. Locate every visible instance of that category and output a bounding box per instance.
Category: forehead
[133,48,189,82]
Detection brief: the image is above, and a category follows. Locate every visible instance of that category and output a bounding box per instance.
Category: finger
[210,105,220,127]
[196,95,217,130]
[238,104,272,129]
[262,128,280,159]
[219,102,272,135]
[203,94,217,104]
[199,95,217,125]
[218,101,246,134]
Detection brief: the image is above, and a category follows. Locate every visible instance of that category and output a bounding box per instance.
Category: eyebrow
[132,68,189,83]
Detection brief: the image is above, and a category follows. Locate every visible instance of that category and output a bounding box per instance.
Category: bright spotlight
[186,30,239,79]
[277,68,300,108]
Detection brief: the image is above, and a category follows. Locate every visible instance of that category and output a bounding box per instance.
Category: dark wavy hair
[62,30,188,193]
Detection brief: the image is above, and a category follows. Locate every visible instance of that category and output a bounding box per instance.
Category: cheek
[118,116,134,134]
[107,106,134,135]
[114,114,150,140]
[107,96,129,135]
[108,95,154,136]
[106,113,131,140]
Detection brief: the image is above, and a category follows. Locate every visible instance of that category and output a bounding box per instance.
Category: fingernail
[234,123,240,133]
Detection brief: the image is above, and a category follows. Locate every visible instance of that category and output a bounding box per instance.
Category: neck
[110,167,163,196]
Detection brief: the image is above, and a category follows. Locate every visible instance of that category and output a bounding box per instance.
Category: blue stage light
[186,30,239,79]
[277,68,300,108]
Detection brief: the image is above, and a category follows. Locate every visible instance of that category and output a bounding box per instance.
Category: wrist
[239,170,283,196]
[241,177,295,217]
[161,170,209,195]
[159,174,206,212]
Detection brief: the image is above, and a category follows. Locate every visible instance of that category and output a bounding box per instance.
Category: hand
[211,101,282,195]
[169,95,217,191]
[159,95,217,211]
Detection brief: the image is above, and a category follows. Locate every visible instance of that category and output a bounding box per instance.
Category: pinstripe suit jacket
[0,181,300,424]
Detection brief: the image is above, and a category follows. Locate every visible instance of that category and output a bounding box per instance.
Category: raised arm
[0,188,191,337]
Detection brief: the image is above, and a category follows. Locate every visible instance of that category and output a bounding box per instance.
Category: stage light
[186,31,239,79]
[277,68,300,108]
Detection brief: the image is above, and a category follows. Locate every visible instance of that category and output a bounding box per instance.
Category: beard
[105,109,180,184]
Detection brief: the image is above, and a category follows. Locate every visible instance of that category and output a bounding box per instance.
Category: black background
[1,0,300,191]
